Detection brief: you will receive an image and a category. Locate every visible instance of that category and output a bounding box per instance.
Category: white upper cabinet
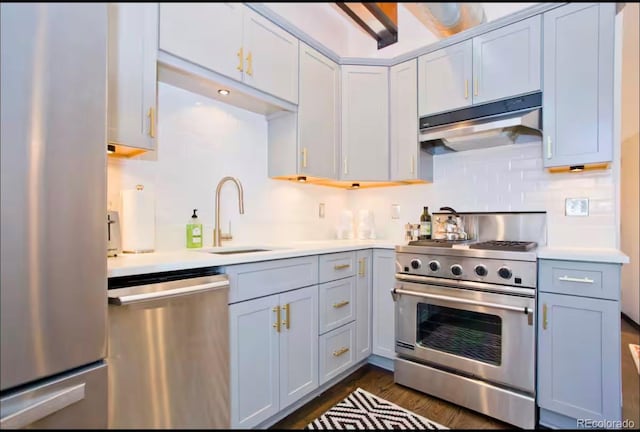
[542,3,615,168]
[297,43,340,178]
[418,16,541,116]
[268,43,339,179]
[390,59,432,182]
[341,65,389,182]
[242,9,298,105]
[159,3,243,82]
[108,3,158,152]
[472,15,541,104]
[159,3,298,104]
[418,40,472,117]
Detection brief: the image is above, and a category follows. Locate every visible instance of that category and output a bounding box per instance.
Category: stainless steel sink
[208,248,272,255]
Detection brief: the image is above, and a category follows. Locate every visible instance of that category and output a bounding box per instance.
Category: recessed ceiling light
[297,176,307,183]
[569,165,585,172]
[107,144,115,154]
[351,183,360,189]
[217,89,230,96]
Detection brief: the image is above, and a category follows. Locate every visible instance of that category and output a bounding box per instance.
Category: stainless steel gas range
[392,212,546,429]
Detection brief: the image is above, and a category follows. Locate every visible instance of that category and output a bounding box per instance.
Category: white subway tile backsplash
[350,142,618,248]
[108,85,618,251]
[108,83,349,251]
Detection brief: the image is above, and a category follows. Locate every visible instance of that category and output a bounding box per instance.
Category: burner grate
[469,241,537,252]
[408,239,470,248]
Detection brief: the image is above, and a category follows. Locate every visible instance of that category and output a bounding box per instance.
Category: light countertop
[536,246,630,264]
[107,240,396,278]
[108,241,631,278]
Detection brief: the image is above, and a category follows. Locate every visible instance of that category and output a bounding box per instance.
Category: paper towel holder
[121,184,155,254]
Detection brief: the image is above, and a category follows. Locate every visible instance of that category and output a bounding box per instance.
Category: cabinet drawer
[319,321,356,385]
[226,256,319,303]
[538,259,620,300]
[319,278,356,334]
[319,251,356,283]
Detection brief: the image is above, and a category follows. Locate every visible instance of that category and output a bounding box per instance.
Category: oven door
[393,280,535,394]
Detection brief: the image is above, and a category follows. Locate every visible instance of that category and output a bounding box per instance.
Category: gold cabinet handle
[332,300,350,309]
[464,79,469,99]
[358,258,365,277]
[272,305,281,333]
[546,136,552,159]
[236,47,243,72]
[302,147,308,168]
[246,51,253,76]
[474,78,478,96]
[333,347,349,357]
[147,107,156,138]
[334,264,350,270]
[542,304,548,330]
[282,303,290,330]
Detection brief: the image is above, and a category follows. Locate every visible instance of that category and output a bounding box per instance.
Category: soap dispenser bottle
[186,209,203,248]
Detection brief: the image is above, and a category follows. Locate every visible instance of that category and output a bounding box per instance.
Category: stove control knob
[410,259,422,270]
[474,265,488,277]
[498,266,512,279]
[428,260,440,272]
[451,264,463,276]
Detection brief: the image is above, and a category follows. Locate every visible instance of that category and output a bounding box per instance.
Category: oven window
[416,303,502,366]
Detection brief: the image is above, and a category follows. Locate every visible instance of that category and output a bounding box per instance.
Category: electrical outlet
[319,203,325,219]
[391,204,400,219]
[565,198,589,216]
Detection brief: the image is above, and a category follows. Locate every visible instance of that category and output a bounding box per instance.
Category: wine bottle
[419,206,432,240]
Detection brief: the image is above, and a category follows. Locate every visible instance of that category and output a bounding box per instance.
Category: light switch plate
[319,203,325,219]
[565,198,589,216]
[391,204,400,219]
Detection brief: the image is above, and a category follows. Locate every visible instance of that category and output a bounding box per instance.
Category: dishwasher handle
[109,280,229,306]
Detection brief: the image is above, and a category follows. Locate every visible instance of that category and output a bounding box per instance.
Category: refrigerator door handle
[0,383,85,429]
[108,280,230,306]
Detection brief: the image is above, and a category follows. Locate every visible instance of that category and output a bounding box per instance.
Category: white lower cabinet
[372,249,396,359]
[319,321,357,384]
[230,248,385,427]
[319,278,356,334]
[537,259,623,428]
[317,249,374,384]
[355,250,372,361]
[317,274,357,386]
[230,285,318,429]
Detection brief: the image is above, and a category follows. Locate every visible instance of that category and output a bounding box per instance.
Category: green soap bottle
[186,209,203,248]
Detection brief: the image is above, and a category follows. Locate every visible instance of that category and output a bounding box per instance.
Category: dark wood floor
[621,316,640,428]
[274,317,640,430]
[272,365,509,430]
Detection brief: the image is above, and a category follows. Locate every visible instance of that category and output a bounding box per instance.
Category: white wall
[263,3,538,59]
[107,82,348,251]
[349,142,618,248]
[620,2,639,324]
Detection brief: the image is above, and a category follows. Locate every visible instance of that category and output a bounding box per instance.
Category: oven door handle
[392,287,533,316]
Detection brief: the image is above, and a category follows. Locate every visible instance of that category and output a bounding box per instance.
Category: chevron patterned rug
[306,388,447,430]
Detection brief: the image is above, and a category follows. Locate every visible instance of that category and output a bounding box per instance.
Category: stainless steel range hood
[419,92,543,153]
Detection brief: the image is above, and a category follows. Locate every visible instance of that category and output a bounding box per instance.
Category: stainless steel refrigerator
[1,3,108,428]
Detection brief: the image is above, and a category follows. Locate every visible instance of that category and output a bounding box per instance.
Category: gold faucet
[214,176,244,246]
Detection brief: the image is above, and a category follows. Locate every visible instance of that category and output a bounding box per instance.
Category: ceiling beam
[336,2,398,49]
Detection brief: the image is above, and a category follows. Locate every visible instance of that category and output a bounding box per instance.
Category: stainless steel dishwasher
[107,267,229,429]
